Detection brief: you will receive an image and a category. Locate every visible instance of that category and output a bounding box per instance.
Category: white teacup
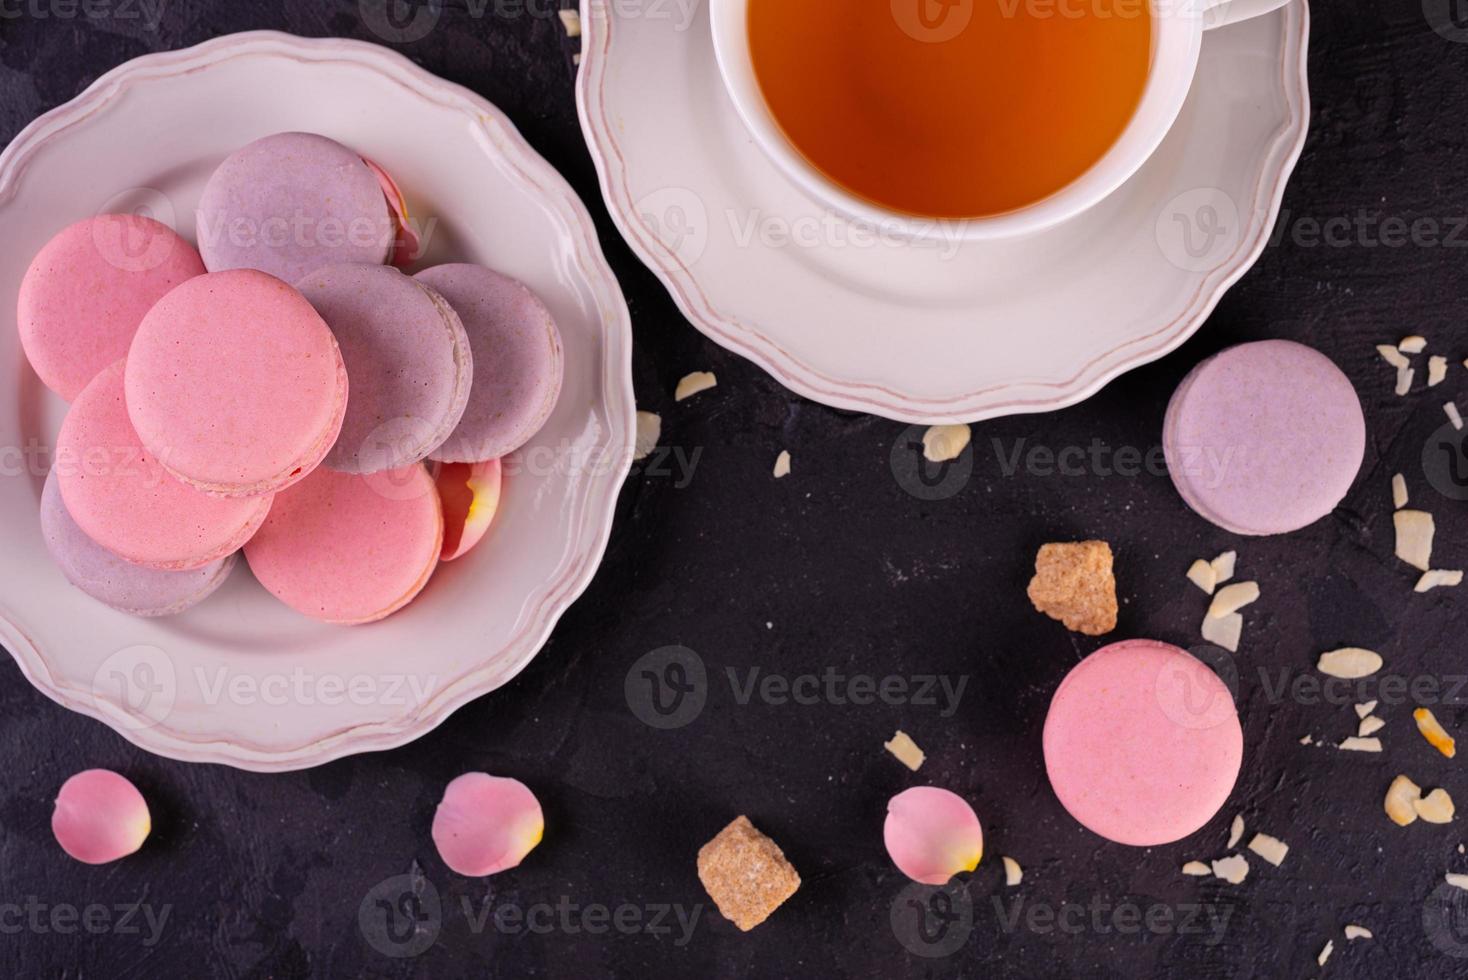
[710,0,1293,242]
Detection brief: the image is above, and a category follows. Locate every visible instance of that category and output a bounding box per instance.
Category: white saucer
[577,0,1309,423]
[0,32,635,771]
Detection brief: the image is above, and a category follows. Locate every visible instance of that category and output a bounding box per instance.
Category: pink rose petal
[436,459,502,561]
[362,156,423,268]
[52,769,150,865]
[432,773,543,877]
[884,786,983,884]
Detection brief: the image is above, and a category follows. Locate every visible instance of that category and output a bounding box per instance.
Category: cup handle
[1201,0,1292,29]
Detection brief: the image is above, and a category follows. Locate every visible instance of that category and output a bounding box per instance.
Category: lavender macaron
[196,132,393,283]
[40,468,236,617]
[295,264,473,474]
[414,264,564,463]
[1163,339,1365,536]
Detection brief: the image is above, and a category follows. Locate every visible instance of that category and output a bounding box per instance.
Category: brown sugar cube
[1026,540,1118,636]
[696,816,801,931]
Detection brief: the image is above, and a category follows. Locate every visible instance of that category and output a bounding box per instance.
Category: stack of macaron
[21,131,563,624]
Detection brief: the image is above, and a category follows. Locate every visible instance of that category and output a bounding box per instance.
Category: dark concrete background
[2,0,1468,976]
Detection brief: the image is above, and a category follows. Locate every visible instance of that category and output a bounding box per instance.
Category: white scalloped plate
[0,32,634,771]
[577,0,1309,423]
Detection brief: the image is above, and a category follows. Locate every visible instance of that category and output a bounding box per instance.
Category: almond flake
[1228,814,1244,849]
[1181,861,1212,876]
[1300,734,1314,745]
[1211,854,1249,884]
[1395,511,1435,571]
[1397,366,1415,396]
[1340,737,1383,753]
[1208,581,1260,619]
[1386,775,1422,826]
[558,7,581,36]
[1187,559,1217,595]
[1447,873,1468,891]
[772,450,791,479]
[633,411,661,461]
[1318,940,1334,967]
[1400,335,1428,354]
[1377,344,1410,369]
[1318,648,1383,679]
[883,730,925,771]
[1201,611,1242,653]
[1210,551,1237,584]
[1414,708,1457,758]
[1248,833,1289,867]
[1344,924,1373,941]
[1393,474,1409,510]
[1430,355,1449,387]
[922,424,971,463]
[1416,570,1464,593]
[1355,700,1379,719]
[1358,715,1386,737]
[674,371,717,401]
[1002,856,1023,886]
[1449,401,1465,431]
[1416,788,1456,824]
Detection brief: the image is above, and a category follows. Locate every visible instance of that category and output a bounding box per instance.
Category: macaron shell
[1163,340,1365,536]
[244,465,443,625]
[18,214,204,401]
[125,269,348,497]
[294,264,472,474]
[41,468,236,616]
[56,361,272,570]
[1043,639,1243,846]
[414,264,564,463]
[196,132,392,283]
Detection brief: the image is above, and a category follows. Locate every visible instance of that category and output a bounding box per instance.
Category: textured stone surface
[2,1,1467,976]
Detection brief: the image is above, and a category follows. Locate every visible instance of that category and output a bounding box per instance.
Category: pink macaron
[414,264,564,463]
[18,214,204,401]
[1043,639,1242,846]
[244,464,443,625]
[55,361,272,571]
[294,264,472,474]
[125,269,348,497]
[196,132,393,283]
[1163,340,1365,536]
